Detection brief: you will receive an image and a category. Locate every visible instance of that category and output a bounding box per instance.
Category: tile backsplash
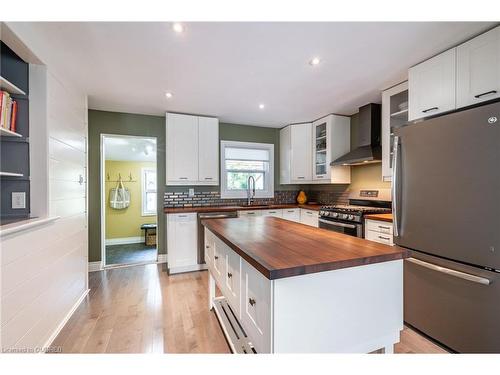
[164,186,349,208]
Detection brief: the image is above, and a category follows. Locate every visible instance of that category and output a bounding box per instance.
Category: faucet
[247,176,256,206]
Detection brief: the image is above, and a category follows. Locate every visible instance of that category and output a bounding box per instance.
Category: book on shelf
[0,90,19,133]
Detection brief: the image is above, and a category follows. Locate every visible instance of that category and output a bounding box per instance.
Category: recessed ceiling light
[309,57,321,66]
[132,147,136,152]
[259,104,265,109]
[165,92,173,99]
[172,23,184,33]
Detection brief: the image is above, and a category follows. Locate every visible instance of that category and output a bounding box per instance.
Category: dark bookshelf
[1,41,30,223]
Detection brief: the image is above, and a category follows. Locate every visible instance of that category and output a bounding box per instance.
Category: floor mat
[105,242,157,265]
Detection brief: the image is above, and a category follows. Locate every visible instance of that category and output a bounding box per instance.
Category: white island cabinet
[203,217,406,353]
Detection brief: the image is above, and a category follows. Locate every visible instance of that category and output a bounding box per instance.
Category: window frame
[141,167,157,216]
[220,140,274,199]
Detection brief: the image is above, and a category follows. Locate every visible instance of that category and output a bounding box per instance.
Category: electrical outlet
[188,188,195,197]
[12,192,26,209]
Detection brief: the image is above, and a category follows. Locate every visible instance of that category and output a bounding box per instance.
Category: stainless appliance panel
[394,101,500,270]
[404,250,500,353]
[197,211,238,263]
[318,218,363,237]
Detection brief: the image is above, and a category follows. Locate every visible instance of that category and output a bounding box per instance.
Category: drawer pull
[268,211,276,213]
[474,90,497,98]
[422,107,438,113]
[249,298,256,306]
[205,245,210,249]
[214,255,219,260]
[287,210,295,213]
[378,225,390,230]
[227,272,232,278]
[247,212,255,215]
[204,177,213,180]
[297,176,305,179]
[179,177,188,180]
[378,236,391,241]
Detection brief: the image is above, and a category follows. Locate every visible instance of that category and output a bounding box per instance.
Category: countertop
[202,216,408,280]
[164,203,322,214]
[364,213,393,222]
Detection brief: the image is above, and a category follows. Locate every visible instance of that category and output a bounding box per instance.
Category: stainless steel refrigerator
[393,100,500,353]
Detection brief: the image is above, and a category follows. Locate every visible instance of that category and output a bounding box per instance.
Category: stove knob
[342,214,348,219]
[323,211,329,217]
[348,215,354,220]
[332,212,338,218]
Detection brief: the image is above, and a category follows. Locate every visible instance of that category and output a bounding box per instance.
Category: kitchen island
[202,216,409,353]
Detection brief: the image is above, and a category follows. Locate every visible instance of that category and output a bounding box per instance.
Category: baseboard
[105,236,144,246]
[157,254,167,263]
[42,288,89,351]
[88,261,103,272]
[168,263,207,275]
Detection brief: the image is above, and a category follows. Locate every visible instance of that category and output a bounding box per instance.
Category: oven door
[318,218,363,237]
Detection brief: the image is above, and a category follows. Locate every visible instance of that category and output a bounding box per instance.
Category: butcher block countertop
[364,213,393,222]
[164,203,322,214]
[202,216,408,280]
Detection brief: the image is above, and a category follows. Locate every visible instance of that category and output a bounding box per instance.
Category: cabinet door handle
[78,174,84,185]
[214,255,219,260]
[248,298,256,306]
[179,177,188,180]
[474,90,497,98]
[205,245,210,249]
[316,175,324,178]
[268,211,276,213]
[204,177,213,180]
[422,107,438,113]
[287,210,295,213]
[227,272,232,278]
[297,176,305,179]
[247,212,255,215]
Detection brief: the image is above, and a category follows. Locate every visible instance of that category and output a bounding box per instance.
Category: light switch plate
[188,188,195,197]
[12,192,26,209]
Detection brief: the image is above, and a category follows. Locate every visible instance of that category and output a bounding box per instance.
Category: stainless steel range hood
[331,103,382,166]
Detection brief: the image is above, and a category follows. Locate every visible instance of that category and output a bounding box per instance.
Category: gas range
[319,205,391,223]
[318,189,392,238]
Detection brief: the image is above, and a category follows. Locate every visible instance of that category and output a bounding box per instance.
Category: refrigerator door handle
[407,257,491,285]
[391,136,400,237]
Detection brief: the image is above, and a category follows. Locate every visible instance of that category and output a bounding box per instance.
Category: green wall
[88,110,166,262]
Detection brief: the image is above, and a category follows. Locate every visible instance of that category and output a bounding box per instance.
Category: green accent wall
[88,110,165,262]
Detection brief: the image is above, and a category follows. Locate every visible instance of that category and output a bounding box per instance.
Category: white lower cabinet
[238,210,262,217]
[364,219,394,246]
[167,213,200,273]
[262,209,283,218]
[300,209,319,227]
[224,244,241,318]
[240,259,272,353]
[282,208,300,222]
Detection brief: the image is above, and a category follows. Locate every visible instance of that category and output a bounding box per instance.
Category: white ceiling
[30,22,495,127]
[104,136,156,162]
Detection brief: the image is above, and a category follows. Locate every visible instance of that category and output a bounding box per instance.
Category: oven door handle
[319,219,357,229]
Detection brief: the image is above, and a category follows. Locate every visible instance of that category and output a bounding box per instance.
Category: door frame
[100,133,159,268]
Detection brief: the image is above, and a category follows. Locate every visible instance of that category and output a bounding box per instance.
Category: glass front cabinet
[381,81,408,181]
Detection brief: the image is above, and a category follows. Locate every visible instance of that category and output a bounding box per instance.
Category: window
[220,141,274,199]
[142,168,157,216]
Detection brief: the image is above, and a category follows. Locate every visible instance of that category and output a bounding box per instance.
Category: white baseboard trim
[105,236,144,246]
[43,288,89,351]
[157,254,167,264]
[168,263,207,275]
[88,261,103,272]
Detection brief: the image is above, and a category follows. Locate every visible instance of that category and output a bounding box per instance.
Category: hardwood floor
[51,264,446,354]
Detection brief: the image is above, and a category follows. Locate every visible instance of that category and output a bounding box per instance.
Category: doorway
[101,134,158,267]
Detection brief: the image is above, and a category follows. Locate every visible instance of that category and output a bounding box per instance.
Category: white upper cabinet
[457,26,500,108]
[280,123,312,184]
[312,115,351,184]
[198,116,219,184]
[408,48,456,121]
[281,115,350,184]
[166,113,219,185]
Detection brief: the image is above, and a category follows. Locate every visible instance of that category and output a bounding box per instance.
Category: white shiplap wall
[1,24,88,351]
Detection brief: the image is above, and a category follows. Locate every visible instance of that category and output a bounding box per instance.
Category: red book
[10,100,18,132]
